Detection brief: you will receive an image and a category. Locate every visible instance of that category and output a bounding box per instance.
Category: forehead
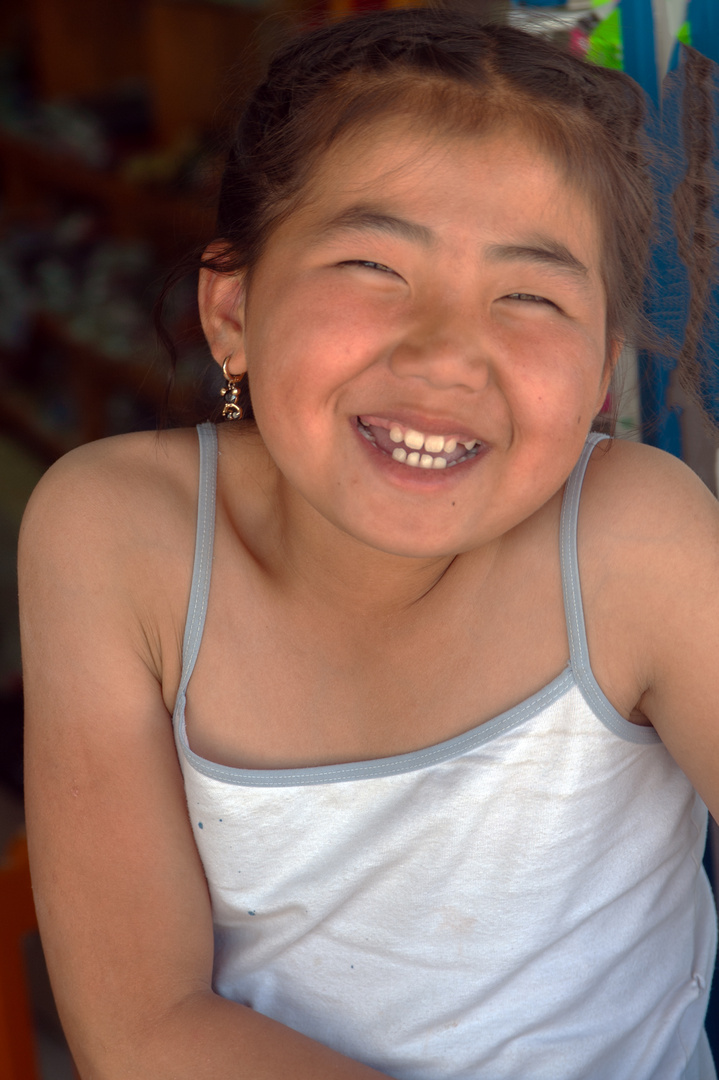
[281,120,603,277]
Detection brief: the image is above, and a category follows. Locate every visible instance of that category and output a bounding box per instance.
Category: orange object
[0,833,41,1080]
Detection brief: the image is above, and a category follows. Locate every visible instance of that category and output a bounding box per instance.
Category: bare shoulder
[19,426,204,693]
[20,427,201,604]
[584,435,717,509]
[581,436,719,555]
[579,436,719,645]
[21,426,200,554]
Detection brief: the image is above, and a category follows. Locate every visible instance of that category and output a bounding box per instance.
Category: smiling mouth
[356,418,483,470]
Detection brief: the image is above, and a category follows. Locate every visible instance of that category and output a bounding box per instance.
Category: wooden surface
[147,0,261,147]
[29,0,146,100]
[0,132,215,254]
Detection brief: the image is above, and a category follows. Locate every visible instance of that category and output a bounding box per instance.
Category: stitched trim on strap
[176,422,218,704]
[560,433,659,745]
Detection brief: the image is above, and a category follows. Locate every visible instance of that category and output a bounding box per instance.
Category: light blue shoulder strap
[560,431,609,675]
[560,432,659,744]
[176,422,218,700]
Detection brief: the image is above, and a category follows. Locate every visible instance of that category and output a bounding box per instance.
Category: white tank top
[173,425,717,1080]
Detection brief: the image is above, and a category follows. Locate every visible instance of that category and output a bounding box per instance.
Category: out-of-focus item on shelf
[0,210,155,360]
[0,58,220,200]
[0,62,153,167]
[0,203,216,460]
[121,131,224,196]
[508,0,620,57]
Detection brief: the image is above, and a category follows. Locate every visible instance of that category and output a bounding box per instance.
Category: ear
[606,336,624,374]
[597,337,624,408]
[198,254,248,375]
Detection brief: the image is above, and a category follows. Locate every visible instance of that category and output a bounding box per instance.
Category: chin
[349,525,467,561]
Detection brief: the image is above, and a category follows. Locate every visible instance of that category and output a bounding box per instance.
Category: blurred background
[0,0,716,1076]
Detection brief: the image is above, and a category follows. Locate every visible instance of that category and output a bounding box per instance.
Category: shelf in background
[1,312,207,464]
[0,384,80,464]
[0,132,215,255]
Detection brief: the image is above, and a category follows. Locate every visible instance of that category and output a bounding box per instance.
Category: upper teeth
[389,425,475,453]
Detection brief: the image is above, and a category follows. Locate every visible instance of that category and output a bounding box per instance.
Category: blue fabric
[690,0,719,66]
[621,0,660,105]
[640,47,719,451]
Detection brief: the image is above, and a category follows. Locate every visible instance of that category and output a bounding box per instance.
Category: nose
[387,307,494,392]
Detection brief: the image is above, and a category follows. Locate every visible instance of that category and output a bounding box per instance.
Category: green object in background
[677,20,691,46]
[587,1,623,70]
[585,0,692,73]
[587,9,623,68]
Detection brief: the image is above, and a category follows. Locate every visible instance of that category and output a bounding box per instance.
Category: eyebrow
[317,206,436,247]
[317,209,591,284]
[485,237,590,281]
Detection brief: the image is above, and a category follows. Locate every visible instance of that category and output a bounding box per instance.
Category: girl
[19,10,719,1080]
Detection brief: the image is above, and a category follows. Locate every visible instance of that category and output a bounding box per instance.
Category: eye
[498,289,561,311]
[341,260,397,275]
[504,292,557,308]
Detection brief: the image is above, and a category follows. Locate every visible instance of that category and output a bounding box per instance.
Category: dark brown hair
[159,8,717,429]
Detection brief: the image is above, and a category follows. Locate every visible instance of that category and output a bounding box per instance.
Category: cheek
[251,270,363,348]
[500,323,606,426]
[245,283,405,418]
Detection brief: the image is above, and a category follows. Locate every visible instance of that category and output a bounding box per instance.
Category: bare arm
[19,438,389,1080]
[582,441,719,823]
[633,458,719,821]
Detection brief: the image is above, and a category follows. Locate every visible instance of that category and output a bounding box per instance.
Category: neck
[282,505,456,620]
[222,428,502,620]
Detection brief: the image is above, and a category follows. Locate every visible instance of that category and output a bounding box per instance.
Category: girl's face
[230,123,615,558]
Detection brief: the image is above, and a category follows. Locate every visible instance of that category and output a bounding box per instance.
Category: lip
[357,412,483,444]
[352,416,488,485]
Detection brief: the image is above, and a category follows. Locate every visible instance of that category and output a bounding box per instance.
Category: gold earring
[220,357,244,420]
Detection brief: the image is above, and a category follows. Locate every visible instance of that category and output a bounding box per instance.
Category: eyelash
[342,260,396,274]
[505,292,556,308]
